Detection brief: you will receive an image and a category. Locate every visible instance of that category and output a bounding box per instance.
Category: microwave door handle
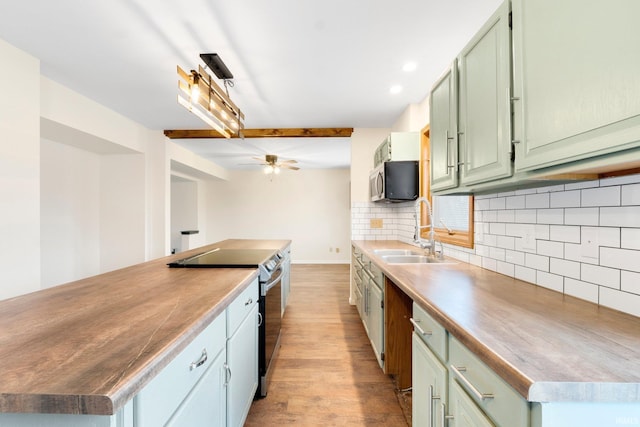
[376,172,383,195]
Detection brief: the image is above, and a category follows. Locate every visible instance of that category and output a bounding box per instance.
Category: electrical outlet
[581,228,599,259]
[336,248,340,253]
[370,218,383,229]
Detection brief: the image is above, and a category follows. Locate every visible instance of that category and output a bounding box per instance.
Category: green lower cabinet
[448,379,495,427]
[413,332,448,427]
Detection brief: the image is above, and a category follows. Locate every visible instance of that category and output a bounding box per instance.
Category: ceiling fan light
[274,166,281,174]
[264,165,274,174]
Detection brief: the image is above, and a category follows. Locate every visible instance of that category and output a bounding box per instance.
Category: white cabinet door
[167,348,226,427]
[226,303,258,427]
[458,0,513,186]
[512,0,640,171]
[413,333,448,427]
[430,60,459,192]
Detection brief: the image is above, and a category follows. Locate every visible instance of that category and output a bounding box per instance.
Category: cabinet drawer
[353,269,363,293]
[135,313,226,427]
[412,302,447,363]
[449,335,529,427]
[227,278,259,336]
[368,262,384,289]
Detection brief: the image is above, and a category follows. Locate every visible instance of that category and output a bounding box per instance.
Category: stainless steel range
[168,247,284,397]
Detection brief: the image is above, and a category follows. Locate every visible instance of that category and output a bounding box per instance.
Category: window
[419,125,474,248]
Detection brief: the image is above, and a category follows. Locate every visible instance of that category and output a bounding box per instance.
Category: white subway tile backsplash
[506,195,526,209]
[600,206,640,227]
[483,257,498,272]
[564,278,599,304]
[525,253,550,272]
[515,265,536,283]
[490,197,506,210]
[515,209,537,223]
[622,183,640,205]
[565,180,599,190]
[490,223,506,236]
[600,247,640,273]
[581,186,620,207]
[497,235,516,250]
[599,288,640,318]
[549,225,581,243]
[505,250,525,265]
[353,174,640,318]
[497,210,515,223]
[537,209,564,225]
[475,199,491,211]
[536,271,564,292]
[526,193,550,209]
[550,190,581,208]
[565,207,599,226]
[621,228,640,250]
[581,264,620,289]
[621,271,640,295]
[497,261,515,277]
[537,240,564,258]
[550,258,581,279]
[489,247,506,261]
[564,242,599,265]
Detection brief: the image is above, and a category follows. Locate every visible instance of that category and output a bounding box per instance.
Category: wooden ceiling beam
[163,128,354,139]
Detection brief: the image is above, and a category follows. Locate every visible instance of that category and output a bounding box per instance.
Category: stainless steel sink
[380,255,456,265]
[373,249,423,257]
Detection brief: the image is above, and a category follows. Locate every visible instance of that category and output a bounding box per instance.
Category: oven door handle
[263,266,284,293]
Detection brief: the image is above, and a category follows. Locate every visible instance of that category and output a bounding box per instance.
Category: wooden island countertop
[0,239,290,415]
[353,240,640,403]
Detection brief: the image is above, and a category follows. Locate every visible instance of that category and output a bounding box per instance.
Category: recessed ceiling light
[390,85,403,94]
[403,62,417,72]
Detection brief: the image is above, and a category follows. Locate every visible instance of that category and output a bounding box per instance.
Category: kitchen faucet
[413,197,443,258]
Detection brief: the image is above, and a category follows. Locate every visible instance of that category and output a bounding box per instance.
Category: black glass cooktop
[168,248,278,268]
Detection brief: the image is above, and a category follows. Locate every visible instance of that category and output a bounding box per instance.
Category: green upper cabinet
[512,0,640,171]
[458,0,513,186]
[430,60,459,192]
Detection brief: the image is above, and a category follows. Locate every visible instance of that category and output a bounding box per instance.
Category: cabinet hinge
[381,300,384,309]
[508,11,512,29]
[381,352,385,362]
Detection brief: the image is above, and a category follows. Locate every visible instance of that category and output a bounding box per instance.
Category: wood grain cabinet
[512,0,640,172]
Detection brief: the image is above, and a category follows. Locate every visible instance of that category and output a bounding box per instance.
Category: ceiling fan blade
[280,159,298,164]
[281,165,300,170]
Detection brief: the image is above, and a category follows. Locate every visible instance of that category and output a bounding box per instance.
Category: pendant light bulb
[190,74,200,104]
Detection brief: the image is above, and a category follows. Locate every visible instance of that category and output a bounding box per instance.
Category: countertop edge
[352,240,640,404]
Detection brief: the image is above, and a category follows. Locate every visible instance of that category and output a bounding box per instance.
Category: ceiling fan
[252,154,300,173]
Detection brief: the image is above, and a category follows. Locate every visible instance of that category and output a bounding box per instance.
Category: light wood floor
[245,264,409,426]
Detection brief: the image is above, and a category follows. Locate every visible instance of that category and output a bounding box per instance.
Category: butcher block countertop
[353,240,640,403]
[0,239,289,415]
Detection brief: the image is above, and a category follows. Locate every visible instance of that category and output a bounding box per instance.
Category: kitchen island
[0,239,289,424]
[353,240,640,426]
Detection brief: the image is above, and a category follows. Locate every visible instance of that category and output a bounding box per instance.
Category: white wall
[40,139,101,288]
[171,179,199,253]
[350,128,390,203]
[0,39,41,299]
[203,169,351,263]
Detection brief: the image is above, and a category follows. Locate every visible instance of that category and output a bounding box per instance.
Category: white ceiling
[0,0,503,170]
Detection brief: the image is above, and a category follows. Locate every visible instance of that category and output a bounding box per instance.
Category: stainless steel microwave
[369,161,419,202]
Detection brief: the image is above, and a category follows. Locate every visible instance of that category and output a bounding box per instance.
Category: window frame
[420,124,475,249]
